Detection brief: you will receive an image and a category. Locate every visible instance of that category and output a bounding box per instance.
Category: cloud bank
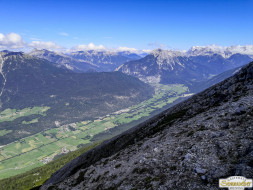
[72,43,106,51]
[1,32,253,56]
[0,33,63,51]
[0,32,150,53]
[29,41,62,50]
[117,46,138,52]
[0,33,26,49]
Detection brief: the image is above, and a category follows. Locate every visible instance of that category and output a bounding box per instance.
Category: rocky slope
[42,62,253,189]
[191,66,242,93]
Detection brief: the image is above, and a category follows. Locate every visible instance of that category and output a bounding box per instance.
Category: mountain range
[29,46,253,92]
[187,45,253,57]
[29,49,98,72]
[29,49,143,72]
[42,61,253,190]
[117,48,253,89]
[0,50,153,144]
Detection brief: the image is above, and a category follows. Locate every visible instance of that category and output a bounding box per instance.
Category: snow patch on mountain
[150,49,185,69]
[0,53,6,98]
[187,45,253,57]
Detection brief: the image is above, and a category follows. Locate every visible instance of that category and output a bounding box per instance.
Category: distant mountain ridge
[187,45,253,57]
[117,48,253,85]
[29,49,142,72]
[28,46,253,82]
[29,49,98,72]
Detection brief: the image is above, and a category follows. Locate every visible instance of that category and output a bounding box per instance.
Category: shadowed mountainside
[0,51,154,144]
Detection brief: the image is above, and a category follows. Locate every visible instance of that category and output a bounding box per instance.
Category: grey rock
[234,106,246,115]
[195,167,207,174]
[201,175,206,180]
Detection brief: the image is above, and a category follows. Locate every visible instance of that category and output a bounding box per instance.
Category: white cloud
[0,33,26,49]
[71,43,151,54]
[117,46,138,53]
[142,49,152,53]
[226,45,253,55]
[29,41,62,50]
[72,43,106,51]
[59,32,69,37]
[187,44,253,57]
[30,37,41,41]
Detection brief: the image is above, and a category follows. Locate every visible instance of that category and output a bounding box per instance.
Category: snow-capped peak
[70,50,118,57]
[187,45,253,58]
[30,48,64,56]
[150,49,185,68]
[151,48,183,58]
[187,45,225,57]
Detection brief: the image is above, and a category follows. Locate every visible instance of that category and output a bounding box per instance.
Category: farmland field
[0,107,50,123]
[0,84,191,179]
[0,130,12,137]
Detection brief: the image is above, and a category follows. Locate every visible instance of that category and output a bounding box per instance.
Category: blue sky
[0,0,252,51]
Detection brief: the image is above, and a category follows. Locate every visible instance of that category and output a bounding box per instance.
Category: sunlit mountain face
[117,48,253,87]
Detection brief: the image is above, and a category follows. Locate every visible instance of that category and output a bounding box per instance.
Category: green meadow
[0,107,50,123]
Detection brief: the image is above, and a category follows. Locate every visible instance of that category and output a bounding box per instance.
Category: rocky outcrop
[42,62,253,190]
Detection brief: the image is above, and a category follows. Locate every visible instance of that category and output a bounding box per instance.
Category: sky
[0,0,253,52]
